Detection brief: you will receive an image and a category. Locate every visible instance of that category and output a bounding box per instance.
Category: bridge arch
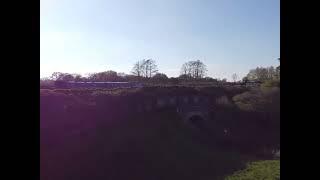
[184,111,207,128]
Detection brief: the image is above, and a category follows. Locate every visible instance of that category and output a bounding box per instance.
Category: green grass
[224,160,280,180]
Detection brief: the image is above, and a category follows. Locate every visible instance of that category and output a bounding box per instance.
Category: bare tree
[275,66,280,80]
[142,59,158,78]
[276,58,280,80]
[143,59,148,78]
[50,72,74,81]
[50,72,63,80]
[245,66,278,82]
[180,60,207,79]
[181,63,188,76]
[267,66,275,80]
[132,59,158,78]
[73,74,82,82]
[180,62,192,78]
[192,60,207,79]
[131,60,144,77]
[232,73,238,82]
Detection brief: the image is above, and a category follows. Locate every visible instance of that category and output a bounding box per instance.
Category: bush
[232,90,267,112]
[40,79,55,89]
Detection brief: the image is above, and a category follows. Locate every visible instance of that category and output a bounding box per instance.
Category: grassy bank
[224,160,280,180]
[40,87,279,180]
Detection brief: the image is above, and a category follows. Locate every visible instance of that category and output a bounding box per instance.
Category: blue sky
[41,0,279,80]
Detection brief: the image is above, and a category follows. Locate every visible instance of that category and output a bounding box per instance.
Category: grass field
[224,160,280,180]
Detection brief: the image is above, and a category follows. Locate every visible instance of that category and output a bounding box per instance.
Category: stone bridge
[135,95,213,127]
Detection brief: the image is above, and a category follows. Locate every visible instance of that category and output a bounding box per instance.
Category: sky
[41,0,280,81]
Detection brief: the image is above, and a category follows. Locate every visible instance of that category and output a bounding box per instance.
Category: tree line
[41,58,280,85]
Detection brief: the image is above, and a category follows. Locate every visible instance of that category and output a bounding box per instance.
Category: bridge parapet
[132,95,213,117]
[153,95,210,107]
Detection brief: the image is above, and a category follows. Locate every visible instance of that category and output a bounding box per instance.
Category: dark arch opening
[189,115,205,129]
